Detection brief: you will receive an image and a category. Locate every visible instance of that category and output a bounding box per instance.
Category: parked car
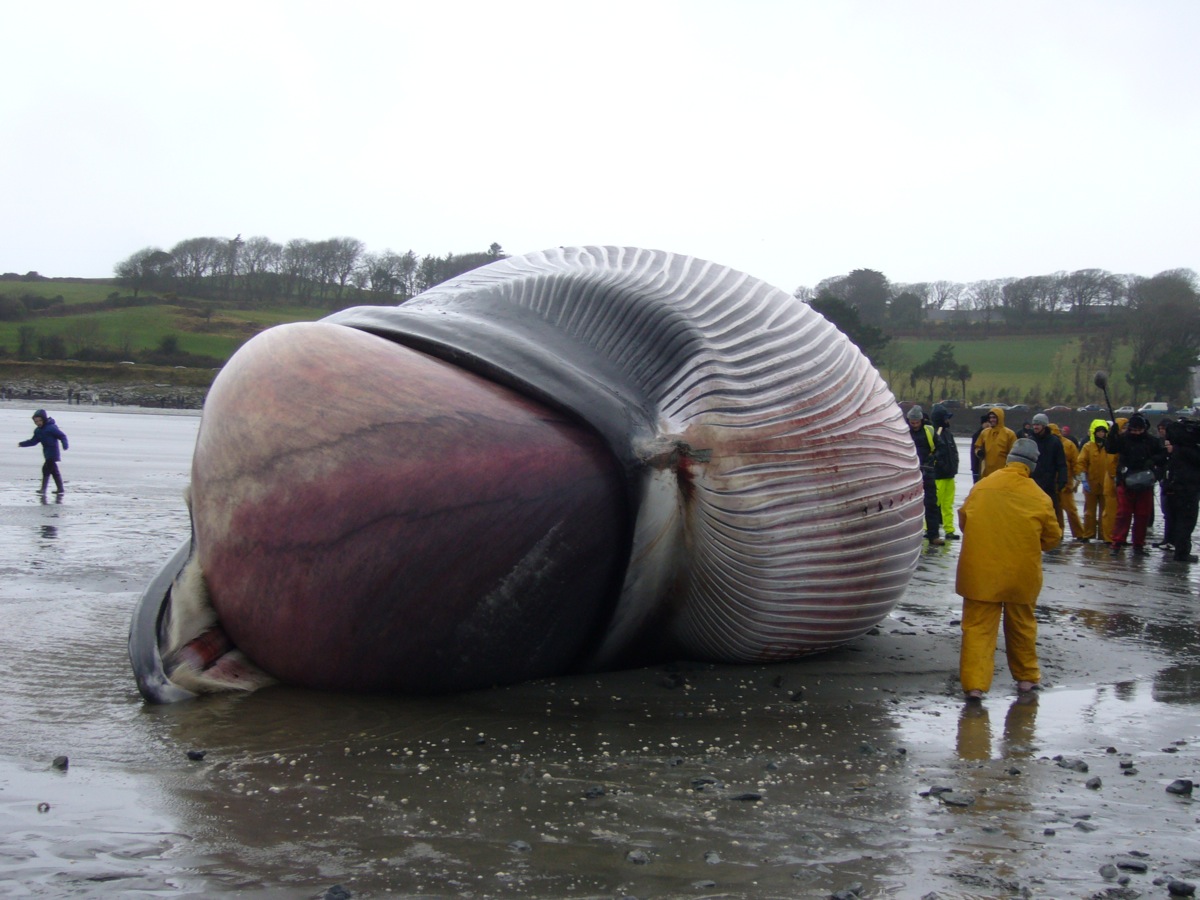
[1007,404,1031,414]
[1043,405,1073,413]
[1077,404,1103,412]
[1114,406,1136,415]
[1138,402,1170,415]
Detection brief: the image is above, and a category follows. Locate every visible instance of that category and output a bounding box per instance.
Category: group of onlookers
[905,400,1200,703]
[967,405,1200,563]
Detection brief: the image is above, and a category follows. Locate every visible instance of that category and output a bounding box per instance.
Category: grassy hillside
[0,280,327,362]
[884,335,1137,407]
[0,277,1151,408]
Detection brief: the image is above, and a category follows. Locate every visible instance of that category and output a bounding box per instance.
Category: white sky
[2,1,1196,293]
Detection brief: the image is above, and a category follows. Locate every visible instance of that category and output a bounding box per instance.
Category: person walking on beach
[18,409,69,494]
[956,438,1063,701]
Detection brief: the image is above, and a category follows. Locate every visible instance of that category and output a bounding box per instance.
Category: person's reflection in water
[956,702,993,760]
[40,525,58,540]
[1000,692,1039,758]
[957,694,1040,761]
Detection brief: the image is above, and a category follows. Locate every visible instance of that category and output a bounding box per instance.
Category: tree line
[797,267,1200,406]
[113,236,509,307]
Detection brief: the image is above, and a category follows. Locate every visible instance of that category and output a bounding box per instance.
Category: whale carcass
[130,246,924,702]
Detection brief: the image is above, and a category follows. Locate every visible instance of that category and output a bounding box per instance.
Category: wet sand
[1,403,1197,898]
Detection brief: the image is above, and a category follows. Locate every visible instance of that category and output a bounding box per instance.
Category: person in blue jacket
[18,409,69,493]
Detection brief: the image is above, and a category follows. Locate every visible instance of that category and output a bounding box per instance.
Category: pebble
[830,883,863,899]
[1166,779,1194,796]
[626,849,650,865]
[507,840,532,853]
[1116,858,1149,873]
[1056,757,1089,772]
[1100,863,1119,879]
[1043,828,1056,836]
[703,851,721,864]
[1169,881,1197,897]
[1085,776,1102,790]
[938,792,975,807]
[186,749,206,761]
[51,756,68,770]
[584,785,605,799]
[323,886,352,900]
[1073,820,1099,833]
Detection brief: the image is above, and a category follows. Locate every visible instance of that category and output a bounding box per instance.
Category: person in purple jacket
[18,409,69,493]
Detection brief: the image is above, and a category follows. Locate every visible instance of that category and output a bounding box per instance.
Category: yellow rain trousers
[1051,424,1084,538]
[956,462,1063,693]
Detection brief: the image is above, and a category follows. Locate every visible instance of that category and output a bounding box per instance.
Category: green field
[885,336,1138,407]
[0,281,328,361]
[0,278,1157,407]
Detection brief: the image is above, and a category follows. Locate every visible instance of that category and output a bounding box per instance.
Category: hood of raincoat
[989,406,1007,429]
[1089,418,1109,443]
[931,403,952,429]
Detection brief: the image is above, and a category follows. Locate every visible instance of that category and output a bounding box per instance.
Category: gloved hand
[1081,474,1090,494]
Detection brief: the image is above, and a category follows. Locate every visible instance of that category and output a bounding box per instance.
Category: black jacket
[1105,427,1166,486]
[1029,426,1068,499]
[930,404,959,479]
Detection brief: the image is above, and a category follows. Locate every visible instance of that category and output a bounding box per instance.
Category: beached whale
[130,246,924,702]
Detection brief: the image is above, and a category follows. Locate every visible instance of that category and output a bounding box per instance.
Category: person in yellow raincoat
[1077,419,1111,542]
[1102,418,1126,544]
[974,406,1017,479]
[956,438,1063,700]
[1050,422,1084,538]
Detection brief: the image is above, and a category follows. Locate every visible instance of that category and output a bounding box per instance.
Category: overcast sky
[2,1,1196,294]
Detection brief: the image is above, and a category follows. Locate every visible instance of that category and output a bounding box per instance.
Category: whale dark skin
[189,322,629,694]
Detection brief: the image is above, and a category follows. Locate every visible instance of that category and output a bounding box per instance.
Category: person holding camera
[1105,413,1166,557]
[1162,419,1200,563]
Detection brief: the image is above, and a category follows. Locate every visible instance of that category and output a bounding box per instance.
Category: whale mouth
[130,542,276,703]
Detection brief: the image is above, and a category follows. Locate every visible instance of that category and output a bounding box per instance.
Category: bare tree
[170,237,225,296]
[1061,268,1122,322]
[927,280,964,311]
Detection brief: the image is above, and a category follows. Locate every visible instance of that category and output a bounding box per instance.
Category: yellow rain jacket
[956,462,1063,604]
[974,406,1017,479]
[1077,419,1111,488]
[1050,423,1080,480]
